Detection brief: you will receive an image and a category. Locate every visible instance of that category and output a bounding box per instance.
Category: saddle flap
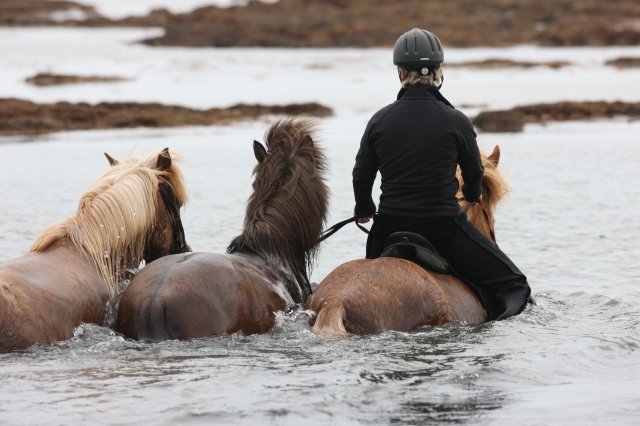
[380,231,449,275]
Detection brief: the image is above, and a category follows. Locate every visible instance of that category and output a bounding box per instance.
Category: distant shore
[2,0,639,48]
[25,73,129,86]
[0,98,332,136]
[473,101,640,132]
[2,98,638,136]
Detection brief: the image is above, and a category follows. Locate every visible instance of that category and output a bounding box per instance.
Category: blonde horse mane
[30,150,188,296]
[457,146,508,229]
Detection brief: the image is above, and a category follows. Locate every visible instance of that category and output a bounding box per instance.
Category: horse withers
[0,149,189,351]
[115,119,329,341]
[306,146,508,336]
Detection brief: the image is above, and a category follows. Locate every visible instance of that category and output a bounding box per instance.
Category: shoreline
[0,98,332,136]
[2,0,639,48]
[473,101,640,132]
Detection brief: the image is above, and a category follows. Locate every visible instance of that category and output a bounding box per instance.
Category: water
[75,0,278,19]
[1,28,639,425]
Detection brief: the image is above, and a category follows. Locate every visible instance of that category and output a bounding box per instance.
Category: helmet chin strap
[438,74,444,89]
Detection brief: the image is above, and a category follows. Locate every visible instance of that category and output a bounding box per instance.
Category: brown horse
[115,119,329,341]
[0,148,189,351]
[306,146,506,336]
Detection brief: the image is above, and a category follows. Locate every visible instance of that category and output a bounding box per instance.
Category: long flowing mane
[457,148,508,222]
[30,150,188,295]
[227,119,329,303]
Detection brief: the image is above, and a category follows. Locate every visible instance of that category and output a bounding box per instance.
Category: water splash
[103,270,138,329]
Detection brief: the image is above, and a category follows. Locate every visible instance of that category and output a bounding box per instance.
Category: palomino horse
[0,149,189,351]
[115,119,329,341]
[306,146,506,335]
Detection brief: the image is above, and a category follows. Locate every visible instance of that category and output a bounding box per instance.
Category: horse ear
[156,147,172,171]
[488,145,500,166]
[253,140,267,163]
[104,152,119,166]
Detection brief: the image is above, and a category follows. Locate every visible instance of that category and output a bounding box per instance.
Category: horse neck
[31,222,138,297]
[229,218,314,304]
[464,202,495,241]
[458,158,506,242]
[229,187,326,303]
[72,220,148,296]
[32,190,159,296]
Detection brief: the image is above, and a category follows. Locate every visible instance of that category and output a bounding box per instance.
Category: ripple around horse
[306,146,506,336]
[0,149,189,352]
[115,119,329,341]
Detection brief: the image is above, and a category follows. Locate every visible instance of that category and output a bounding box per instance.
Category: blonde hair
[401,67,444,88]
[31,150,187,295]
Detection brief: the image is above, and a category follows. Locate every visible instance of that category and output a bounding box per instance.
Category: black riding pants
[366,213,531,321]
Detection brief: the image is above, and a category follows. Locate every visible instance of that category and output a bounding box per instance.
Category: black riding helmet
[393,28,444,73]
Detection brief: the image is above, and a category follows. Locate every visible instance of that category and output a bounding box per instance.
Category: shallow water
[1,28,639,425]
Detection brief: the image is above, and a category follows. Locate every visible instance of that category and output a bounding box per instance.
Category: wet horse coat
[116,119,329,341]
[306,146,507,335]
[0,149,189,351]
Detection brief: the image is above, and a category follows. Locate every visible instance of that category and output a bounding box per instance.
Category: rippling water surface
[1,28,639,425]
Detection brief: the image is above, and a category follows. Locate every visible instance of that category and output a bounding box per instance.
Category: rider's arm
[352,119,379,217]
[454,111,484,202]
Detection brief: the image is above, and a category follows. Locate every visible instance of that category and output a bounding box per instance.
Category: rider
[352,28,531,321]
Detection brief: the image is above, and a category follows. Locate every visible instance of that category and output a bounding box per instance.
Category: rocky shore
[446,59,570,69]
[4,98,635,135]
[472,101,640,132]
[25,73,128,86]
[0,0,100,25]
[2,0,639,48]
[0,98,332,135]
[140,0,640,48]
[605,57,640,68]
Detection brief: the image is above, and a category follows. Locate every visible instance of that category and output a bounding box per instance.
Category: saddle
[379,232,450,274]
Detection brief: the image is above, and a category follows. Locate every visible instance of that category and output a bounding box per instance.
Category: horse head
[31,148,189,296]
[103,148,190,264]
[457,145,508,242]
[229,119,329,302]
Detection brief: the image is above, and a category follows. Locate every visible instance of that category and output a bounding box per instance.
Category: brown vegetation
[473,101,640,132]
[0,0,100,25]
[605,57,640,68]
[139,0,640,48]
[2,0,639,48]
[446,59,570,69]
[25,73,128,86]
[0,98,332,135]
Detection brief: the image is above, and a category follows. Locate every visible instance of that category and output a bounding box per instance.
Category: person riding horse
[352,28,531,320]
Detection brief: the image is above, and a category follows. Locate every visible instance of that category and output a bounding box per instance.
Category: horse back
[115,252,288,341]
[307,257,485,335]
[0,243,108,351]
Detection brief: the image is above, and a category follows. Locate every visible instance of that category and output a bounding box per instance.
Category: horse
[0,148,189,351]
[306,146,506,336]
[115,119,329,341]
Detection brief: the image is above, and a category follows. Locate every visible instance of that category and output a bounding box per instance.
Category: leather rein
[318,201,496,245]
[317,216,370,243]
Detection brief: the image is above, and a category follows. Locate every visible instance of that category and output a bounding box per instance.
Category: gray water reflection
[0,289,638,425]
[1,120,640,425]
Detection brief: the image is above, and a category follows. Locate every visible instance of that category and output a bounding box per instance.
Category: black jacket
[353,84,484,218]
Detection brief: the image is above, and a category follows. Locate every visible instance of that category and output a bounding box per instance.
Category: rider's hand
[357,215,373,224]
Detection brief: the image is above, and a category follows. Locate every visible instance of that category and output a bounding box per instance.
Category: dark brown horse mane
[227,119,329,303]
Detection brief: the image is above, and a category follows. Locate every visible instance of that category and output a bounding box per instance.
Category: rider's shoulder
[443,106,474,129]
[366,102,398,127]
